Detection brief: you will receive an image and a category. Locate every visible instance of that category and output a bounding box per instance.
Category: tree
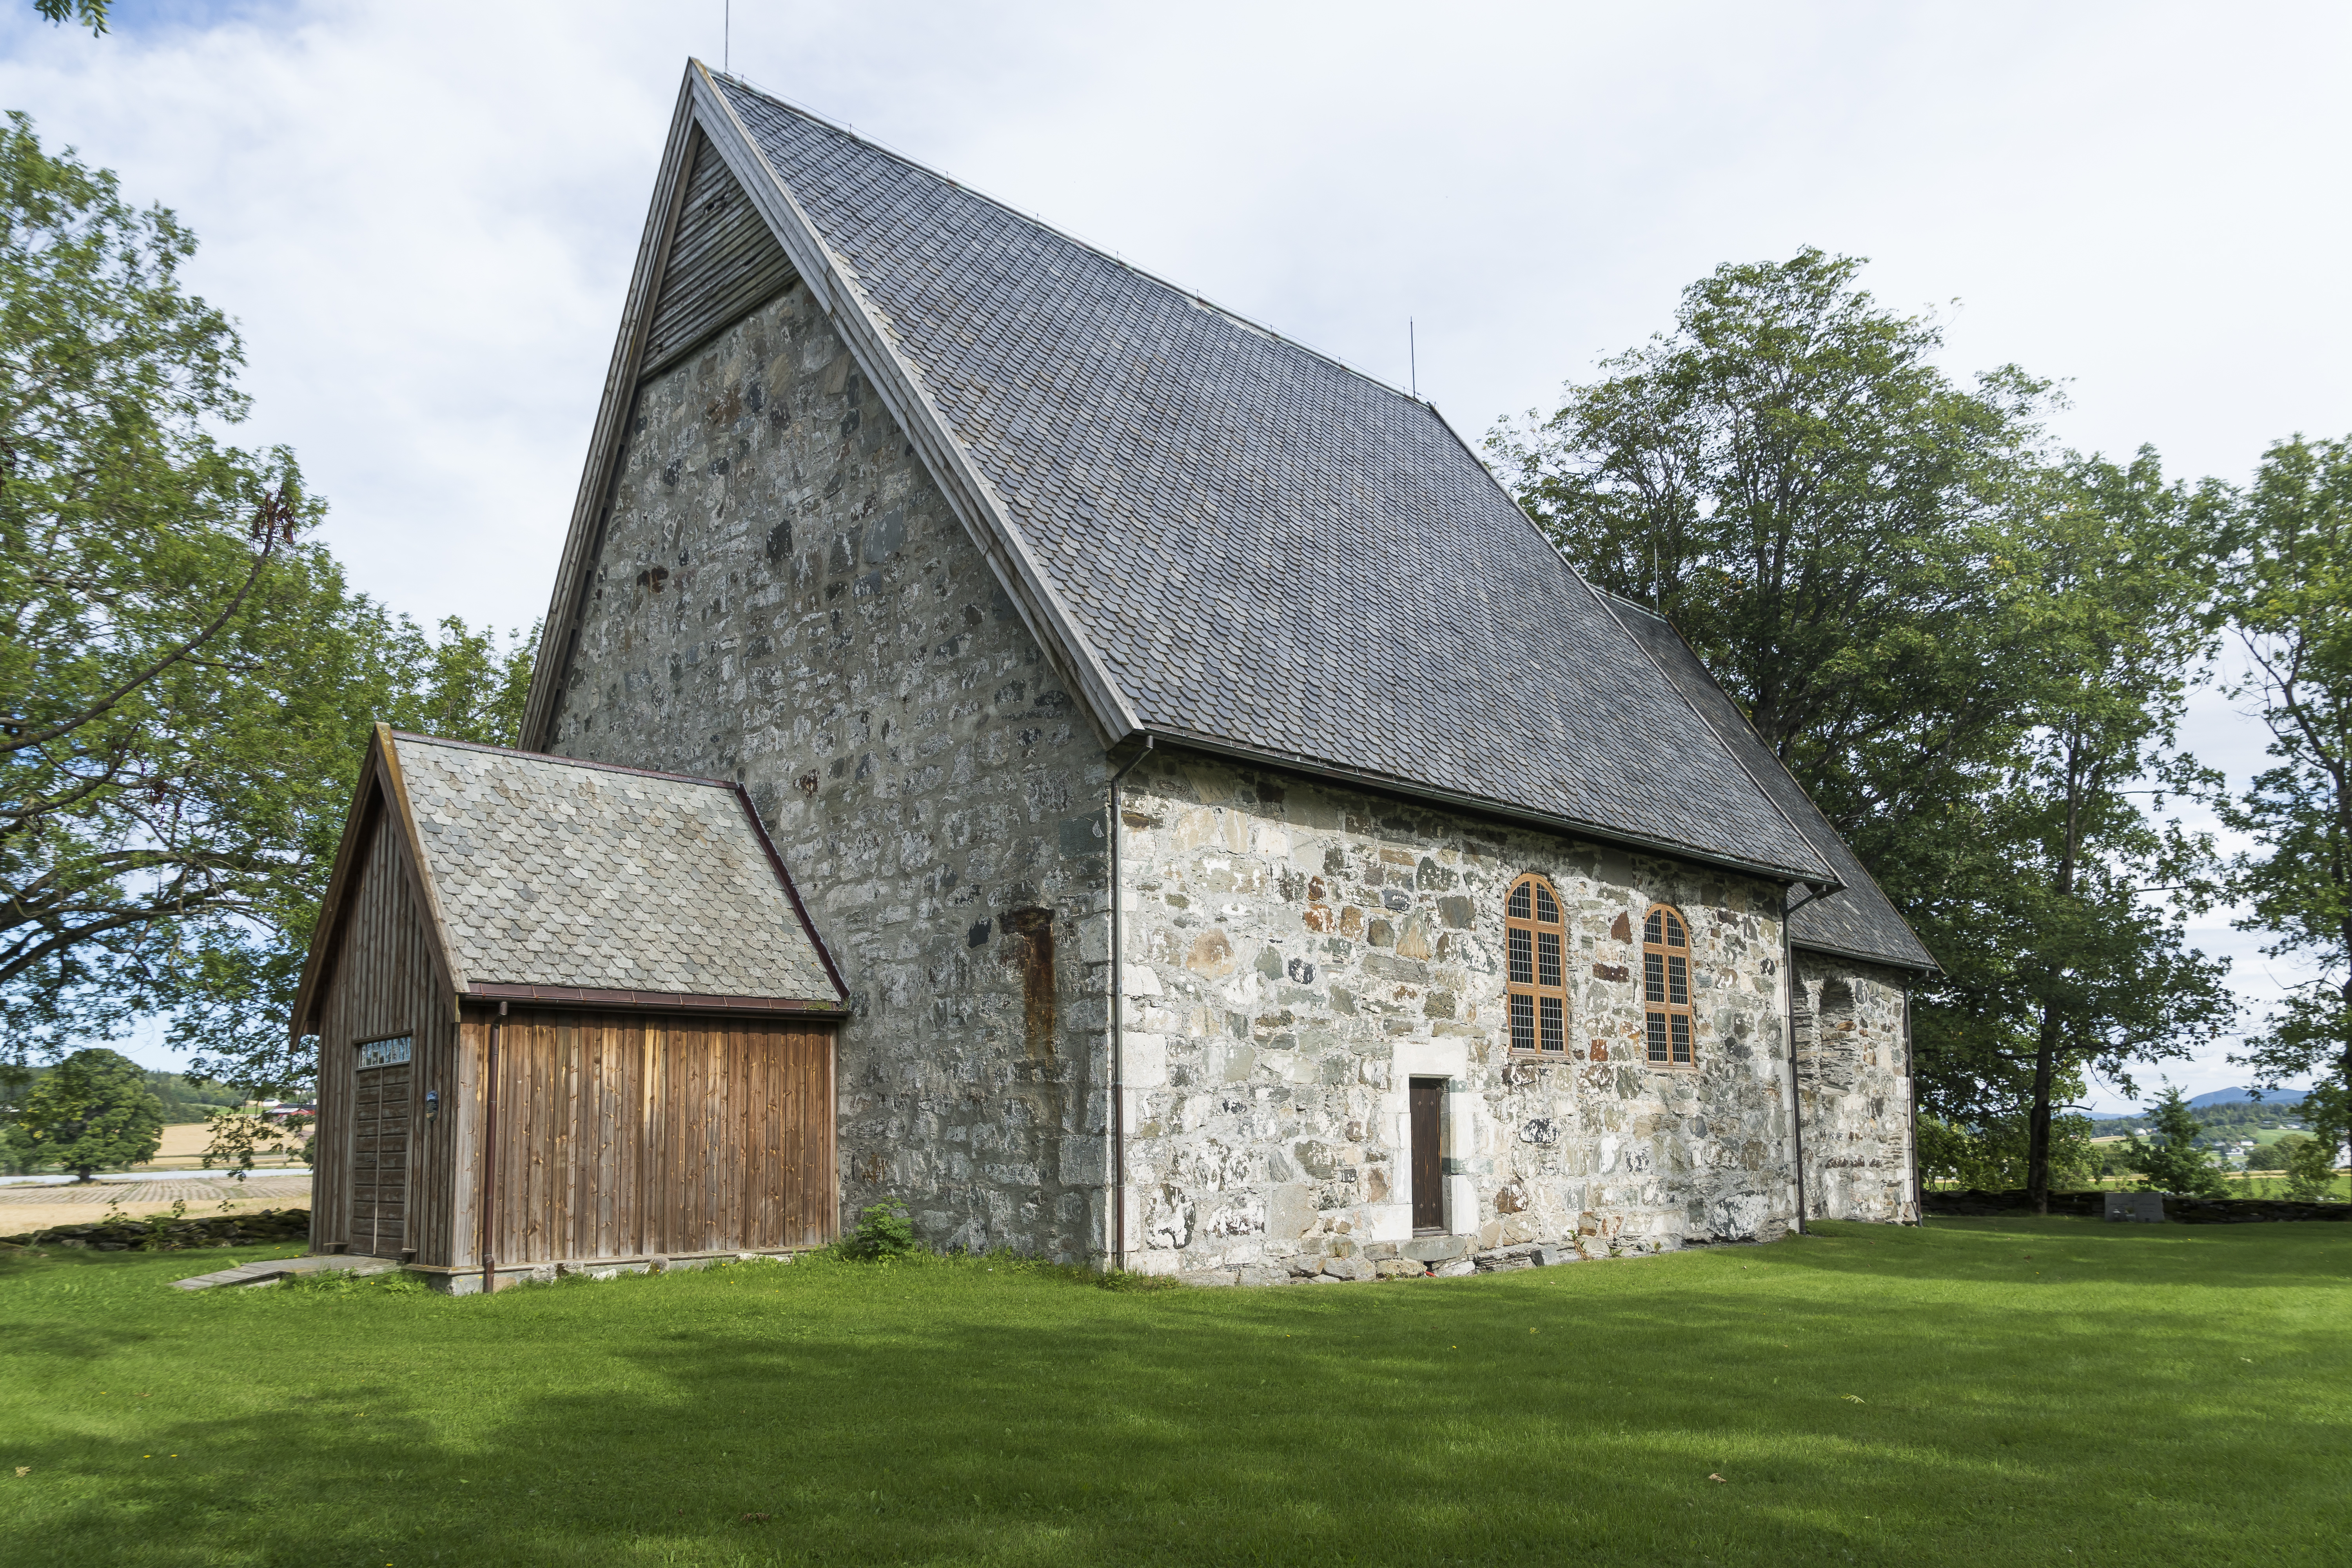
[1490,252,2234,1212]
[2280,1132,2342,1203]
[1906,454,2234,1212]
[2245,1136,2299,1173]
[0,116,535,1099]
[2122,1085,2229,1198]
[1488,247,2055,838]
[2216,435,2352,1194]
[1918,1108,2097,1191]
[33,1,107,36]
[2,1045,161,1180]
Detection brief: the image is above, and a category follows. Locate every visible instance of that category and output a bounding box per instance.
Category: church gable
[640,132,798,378]
[524,64,1837,888]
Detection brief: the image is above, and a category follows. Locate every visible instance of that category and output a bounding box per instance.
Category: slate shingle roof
[1606,601,1937,972]
[703,75,1836,885]
[390,734,840,1001]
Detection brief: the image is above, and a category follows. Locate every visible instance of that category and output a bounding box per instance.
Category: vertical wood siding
[454,1007,835,1266]
[309,808,457,1264]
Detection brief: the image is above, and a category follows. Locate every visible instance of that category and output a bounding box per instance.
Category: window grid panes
[1505,874,1569,1055]
[1642,905,1695,1067]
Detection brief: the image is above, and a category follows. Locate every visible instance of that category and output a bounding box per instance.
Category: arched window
[1642,904,1694,1067]
[1505,874,1568,1055]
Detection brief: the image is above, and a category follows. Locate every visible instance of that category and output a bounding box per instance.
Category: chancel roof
[526,63,1840,886]
[1608,599,1937,972]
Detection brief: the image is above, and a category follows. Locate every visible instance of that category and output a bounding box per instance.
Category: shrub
[2282,1132,2345,1202]
[839,1201,919,1261]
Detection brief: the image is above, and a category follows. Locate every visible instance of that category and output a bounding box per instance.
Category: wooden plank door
[1410,1078,1443,1232]
[350,1049,412,1257]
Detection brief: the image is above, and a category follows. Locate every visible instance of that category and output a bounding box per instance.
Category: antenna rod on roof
[724,0,730,72]
[1409,318,1417,399]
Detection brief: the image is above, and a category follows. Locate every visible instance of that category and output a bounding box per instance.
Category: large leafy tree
[0,116,532,1100]
[2,1045,162,1181]
[1487,247,2054,839]
[1492,253,2234,1203]
[2218,435,2352,1180]
[1906,454,2234,1210]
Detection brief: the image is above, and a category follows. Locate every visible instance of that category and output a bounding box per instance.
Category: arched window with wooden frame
[1505,874,1568,1056]
[1642,904,1695,1067]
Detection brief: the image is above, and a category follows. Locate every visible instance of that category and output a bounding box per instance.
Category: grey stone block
[1402,1234,1468,1263]
[1176,1269,1239,1288]
[2104,1192,2167,1223]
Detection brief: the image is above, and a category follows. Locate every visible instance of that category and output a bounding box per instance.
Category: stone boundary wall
[1924,1188,2351,1223]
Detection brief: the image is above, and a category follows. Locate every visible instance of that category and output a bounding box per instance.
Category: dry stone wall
[1115,753,1808,1283]
[1792,954,1918,1223]
[545,283,1112,1262]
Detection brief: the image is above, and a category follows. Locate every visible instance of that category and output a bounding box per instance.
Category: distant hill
[2187,1086,2306,1111]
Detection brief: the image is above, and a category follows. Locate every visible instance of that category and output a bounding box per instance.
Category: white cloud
[5,1,2344,1084]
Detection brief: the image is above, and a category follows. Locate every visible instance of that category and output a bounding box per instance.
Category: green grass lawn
[3,1220,2346,1567]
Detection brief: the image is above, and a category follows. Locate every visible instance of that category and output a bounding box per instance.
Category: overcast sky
[5,1,2346,1105]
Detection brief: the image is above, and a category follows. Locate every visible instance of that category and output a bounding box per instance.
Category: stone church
[514,61,1935,1280]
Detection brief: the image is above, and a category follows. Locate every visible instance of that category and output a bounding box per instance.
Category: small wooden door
[350,1037,413,1257]
[1410,1078,1444,1232]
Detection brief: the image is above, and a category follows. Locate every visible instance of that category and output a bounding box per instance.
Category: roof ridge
[388,730,736,791]
[706,66,1431,416]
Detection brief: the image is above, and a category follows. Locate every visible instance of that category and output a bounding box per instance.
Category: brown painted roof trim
[518,82,705,753]
[730,784,850,1002]
[463,982,846,1018]
[385,731,846,1001]
[373,724,468,997]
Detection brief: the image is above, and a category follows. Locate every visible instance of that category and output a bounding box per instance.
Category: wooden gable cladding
[639,131,797,378]
[452,1007,836,1269]
[309,804,461,1264]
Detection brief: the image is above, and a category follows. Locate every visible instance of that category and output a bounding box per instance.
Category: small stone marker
[2103,1192,2166,1223]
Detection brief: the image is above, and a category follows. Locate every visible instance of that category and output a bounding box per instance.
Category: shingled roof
[1608,598,1937,972]
[292,728,845,1035]
[524,62,1838,886]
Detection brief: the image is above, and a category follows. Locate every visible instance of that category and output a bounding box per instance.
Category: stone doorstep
[1180,1238,1608,1289]
[172,1255,399,1292]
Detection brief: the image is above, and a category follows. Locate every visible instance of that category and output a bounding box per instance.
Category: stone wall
[1113,752,1803,1282]
[545,282,1113,1262]
[1791,953,1917,1223]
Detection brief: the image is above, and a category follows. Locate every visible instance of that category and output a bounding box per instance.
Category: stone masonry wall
[545,282,1113,1262]
[1115,752,1803,1283]
[1793,954,1917,1223]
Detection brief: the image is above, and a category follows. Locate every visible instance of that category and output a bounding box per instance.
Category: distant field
[0,1176,310,1236]
[3,1217,2347,1566]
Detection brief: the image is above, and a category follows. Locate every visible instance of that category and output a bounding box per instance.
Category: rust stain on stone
[1002,906,1056,1057]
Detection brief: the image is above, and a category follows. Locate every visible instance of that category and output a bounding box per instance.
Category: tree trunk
[2027,1002,2062,1215]
[74,1165,94,1183]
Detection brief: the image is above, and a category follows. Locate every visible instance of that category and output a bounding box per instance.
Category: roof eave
[1789,931,1943,978]
[688,64,1141,751]
[1148,726,1840,888]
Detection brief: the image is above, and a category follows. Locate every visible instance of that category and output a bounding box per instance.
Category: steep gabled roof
[291,727,846,1037]
[523,62,1837,886]
[1607,598,1938,973]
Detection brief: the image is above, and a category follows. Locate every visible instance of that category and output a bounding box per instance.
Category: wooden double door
[350,1056,412,1257]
